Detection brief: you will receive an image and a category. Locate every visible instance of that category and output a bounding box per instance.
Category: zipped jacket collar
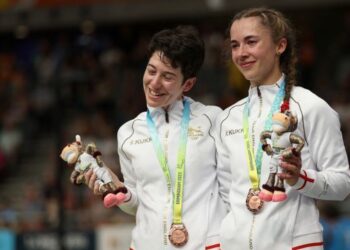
[247,74,285,99]
[147,97,190,124]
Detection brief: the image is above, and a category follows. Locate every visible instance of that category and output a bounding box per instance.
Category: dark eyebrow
[147,63,156,69]
[163,71,177,77]
[244,35,258,41]
[231,35,258,45]
[147,63,177,77]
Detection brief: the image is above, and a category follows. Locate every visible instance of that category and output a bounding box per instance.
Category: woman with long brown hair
[215,7,350,250]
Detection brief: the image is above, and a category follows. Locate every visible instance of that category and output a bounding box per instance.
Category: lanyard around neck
[147,99,190,224]
[243,81,285,190]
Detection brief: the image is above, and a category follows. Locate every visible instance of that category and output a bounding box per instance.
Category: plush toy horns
[76,135,82,144]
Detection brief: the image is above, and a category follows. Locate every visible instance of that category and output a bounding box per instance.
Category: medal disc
[246,188,263,214]
[168,223,188,247]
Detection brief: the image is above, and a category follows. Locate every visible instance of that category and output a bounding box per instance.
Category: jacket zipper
[165,110,169,123]
[251,86,262,151]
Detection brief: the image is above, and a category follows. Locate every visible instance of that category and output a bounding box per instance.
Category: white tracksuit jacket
[117,97,227,250]
[215,77,350,250]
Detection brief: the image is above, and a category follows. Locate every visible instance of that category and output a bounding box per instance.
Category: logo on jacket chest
[188,126,204,140]
[225,128,243,136]
[129,137,152,145]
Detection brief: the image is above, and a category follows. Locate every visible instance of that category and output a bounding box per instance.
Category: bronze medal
[168,223,188,247]
[246,188,263,214]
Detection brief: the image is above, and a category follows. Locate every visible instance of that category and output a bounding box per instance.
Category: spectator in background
[319,201,350,250]
[215,7,350,250]
[0,197,18,231]
[84,25,228,250]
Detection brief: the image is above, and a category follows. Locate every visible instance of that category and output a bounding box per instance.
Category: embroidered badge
[188,127,204,140]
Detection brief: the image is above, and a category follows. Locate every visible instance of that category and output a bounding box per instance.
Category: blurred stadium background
[0,0,349,249]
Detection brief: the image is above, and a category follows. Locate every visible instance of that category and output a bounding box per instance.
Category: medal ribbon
[147,99,190,225]
[243,81,285,190]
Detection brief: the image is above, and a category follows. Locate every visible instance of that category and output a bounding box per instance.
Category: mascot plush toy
[60,135,127,208]
[259,102,305,202]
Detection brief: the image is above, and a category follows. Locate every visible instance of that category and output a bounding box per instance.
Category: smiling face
[230,16,287,86]
[143,51,195,108]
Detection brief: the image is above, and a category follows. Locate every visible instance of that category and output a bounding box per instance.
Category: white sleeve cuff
[119,189,138,215]
[123,190,132,203]
[291,169,331,199]
[291,169,316,191]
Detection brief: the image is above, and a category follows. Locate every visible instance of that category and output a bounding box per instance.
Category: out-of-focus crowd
[0,8,349,246]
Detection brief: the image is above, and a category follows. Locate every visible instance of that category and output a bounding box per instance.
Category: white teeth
[150,89,163,96]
